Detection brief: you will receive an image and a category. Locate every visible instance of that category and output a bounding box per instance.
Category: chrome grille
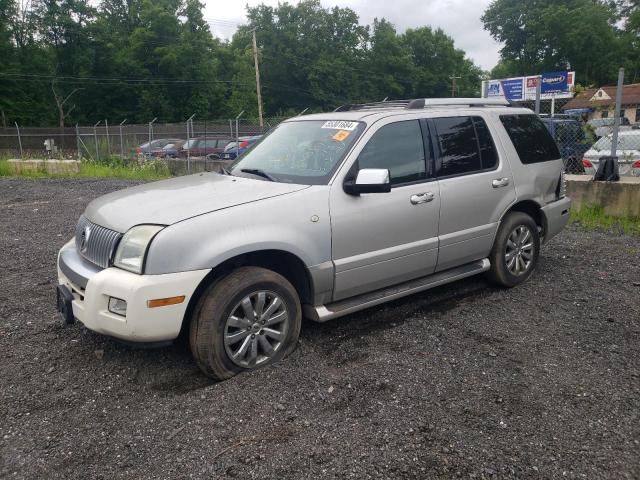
[75,215,122,268]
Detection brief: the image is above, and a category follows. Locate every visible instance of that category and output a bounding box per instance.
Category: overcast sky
[203,0,502,70]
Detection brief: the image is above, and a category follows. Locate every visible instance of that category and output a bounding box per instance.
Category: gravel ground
[1,177,639,480]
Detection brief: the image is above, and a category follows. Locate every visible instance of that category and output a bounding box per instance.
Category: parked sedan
[220,135,263,160]
[159,140,186,158]
[136,139,182,157]
[582,130,640,176]
[587,117,631,138]
[177,137,232,158]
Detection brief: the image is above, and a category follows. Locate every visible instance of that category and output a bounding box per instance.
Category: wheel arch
[179,249,313,338]
[500,199,544,234]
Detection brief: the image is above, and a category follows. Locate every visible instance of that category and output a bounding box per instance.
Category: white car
[582,130,640,176]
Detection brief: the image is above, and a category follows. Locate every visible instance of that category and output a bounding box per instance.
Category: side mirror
[344,168,391,195]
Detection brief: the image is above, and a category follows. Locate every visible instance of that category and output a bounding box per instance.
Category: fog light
[108,297,127,316]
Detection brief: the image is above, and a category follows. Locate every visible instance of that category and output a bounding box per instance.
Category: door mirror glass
[344,168,391,195]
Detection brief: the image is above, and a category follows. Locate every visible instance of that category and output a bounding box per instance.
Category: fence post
[235,110,245,158]
[186,113,195,174]
[611,67,624,159]
[105,119,111,157]
[148,117,157,159]
[76,124,81,160]
[119,119,127,160]
[93,121,101,162]
[14,122,23,159]
[229,119,233,137]
[534,76,541,115]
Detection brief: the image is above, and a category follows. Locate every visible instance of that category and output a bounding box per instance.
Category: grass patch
[571,205,640,236]
[0,158,170,181]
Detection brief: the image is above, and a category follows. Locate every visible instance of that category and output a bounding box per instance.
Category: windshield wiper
[240,168,277,182]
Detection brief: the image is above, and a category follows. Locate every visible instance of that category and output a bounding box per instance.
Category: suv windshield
[230,120,365,184]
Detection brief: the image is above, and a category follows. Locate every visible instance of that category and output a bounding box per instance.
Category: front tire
[189,267,301,380]
[486,212,540,288]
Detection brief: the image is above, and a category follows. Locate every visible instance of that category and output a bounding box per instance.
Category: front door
[329,119,440,301]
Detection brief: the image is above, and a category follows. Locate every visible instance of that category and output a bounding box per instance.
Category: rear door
[430,115,516,271]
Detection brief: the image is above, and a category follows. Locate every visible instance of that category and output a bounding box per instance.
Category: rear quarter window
[500,114,560,164]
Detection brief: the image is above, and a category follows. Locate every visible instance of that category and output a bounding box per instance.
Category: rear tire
[189,267,301,380]
[486,211,540,288]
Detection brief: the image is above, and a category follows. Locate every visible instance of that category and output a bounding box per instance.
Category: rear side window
[432,116,498,177]
[500,114,560,164]
[358,120,426,185]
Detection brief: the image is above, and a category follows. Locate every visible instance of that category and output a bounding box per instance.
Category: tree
[482,0,621,86]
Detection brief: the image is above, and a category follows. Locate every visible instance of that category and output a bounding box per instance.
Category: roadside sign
[484,71,575,101]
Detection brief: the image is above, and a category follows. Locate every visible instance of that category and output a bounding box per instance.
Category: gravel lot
[1,177,639,479]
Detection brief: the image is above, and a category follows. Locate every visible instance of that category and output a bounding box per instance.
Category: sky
[202,0,502,71]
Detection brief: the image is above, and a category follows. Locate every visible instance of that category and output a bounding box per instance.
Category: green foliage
[0,157,170,179]
[571,204,640,236]
[0,0,485,126]
[482,0,632,86]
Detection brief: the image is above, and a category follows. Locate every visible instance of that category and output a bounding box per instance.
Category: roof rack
[334,97,511,112]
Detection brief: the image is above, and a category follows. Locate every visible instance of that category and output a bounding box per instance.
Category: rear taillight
[582,159,594,168]
[557,170,567,199]
[239,141,249,148]
[136,148,142,154]
[632,160,640,169]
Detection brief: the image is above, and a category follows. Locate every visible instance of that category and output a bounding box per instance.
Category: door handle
[410,192,435,205]
[492,177,510,188]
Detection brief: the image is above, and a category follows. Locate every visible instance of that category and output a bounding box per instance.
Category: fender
[144,186,332,275]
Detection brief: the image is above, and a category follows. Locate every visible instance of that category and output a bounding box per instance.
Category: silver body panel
[69,104,570,324]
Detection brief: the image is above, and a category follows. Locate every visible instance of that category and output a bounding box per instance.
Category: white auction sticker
[321,120,359,131]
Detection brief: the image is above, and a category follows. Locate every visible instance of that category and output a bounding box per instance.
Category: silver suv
[57,98,571,380]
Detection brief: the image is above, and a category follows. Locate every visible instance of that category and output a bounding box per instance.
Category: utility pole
[449,74,461,97]
[251,29,264,129]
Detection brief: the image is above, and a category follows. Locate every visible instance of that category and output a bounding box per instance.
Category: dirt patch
[1,177,639,479]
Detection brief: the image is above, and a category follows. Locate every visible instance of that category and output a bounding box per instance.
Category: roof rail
[333,100,412,112]
[422,98,511,107]
[333,97,511,112]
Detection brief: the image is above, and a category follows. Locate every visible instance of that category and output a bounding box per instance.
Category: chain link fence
[0,116,286,175]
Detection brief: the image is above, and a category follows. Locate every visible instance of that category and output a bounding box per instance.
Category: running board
[305,258,490,323]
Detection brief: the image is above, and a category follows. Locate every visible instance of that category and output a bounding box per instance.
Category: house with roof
[562,83,640,123]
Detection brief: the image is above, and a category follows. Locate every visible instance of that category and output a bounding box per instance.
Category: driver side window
[358,120,427,186]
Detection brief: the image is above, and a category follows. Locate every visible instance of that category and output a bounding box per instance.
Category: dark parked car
[158,140,186,158]
[178,137,232,158]
[540,117,591,173]
[136,139,182,157]
[220,135,263,160]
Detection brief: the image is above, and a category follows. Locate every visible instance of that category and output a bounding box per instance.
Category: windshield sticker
[332,130,351,142]
[321,120,359,131]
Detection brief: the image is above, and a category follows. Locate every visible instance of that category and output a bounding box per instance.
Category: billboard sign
[484,71,575,101]
[541,71,569,94]
[501,78,524,102]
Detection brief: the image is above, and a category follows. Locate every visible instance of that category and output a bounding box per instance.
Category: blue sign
[500,78,524,101]
[487,81,501,97]
[541,71,569,94]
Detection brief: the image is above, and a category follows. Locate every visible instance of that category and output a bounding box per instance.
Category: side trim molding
[304,258,490,322]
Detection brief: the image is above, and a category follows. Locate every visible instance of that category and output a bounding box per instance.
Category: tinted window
[358,120,426,185]
[473,117,498,169]
[433,117,481,176]
[500,114,560,164]
[204,139,217,148]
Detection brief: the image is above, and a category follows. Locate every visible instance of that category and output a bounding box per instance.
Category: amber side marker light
[147,296,186,308]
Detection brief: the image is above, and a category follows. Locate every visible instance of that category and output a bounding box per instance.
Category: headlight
[113,225,164,274]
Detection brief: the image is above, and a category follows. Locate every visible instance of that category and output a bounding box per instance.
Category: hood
[84,173,309,232]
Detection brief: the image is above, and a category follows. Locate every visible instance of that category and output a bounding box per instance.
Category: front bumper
[541,196,571,244]
[57,240,209,342]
